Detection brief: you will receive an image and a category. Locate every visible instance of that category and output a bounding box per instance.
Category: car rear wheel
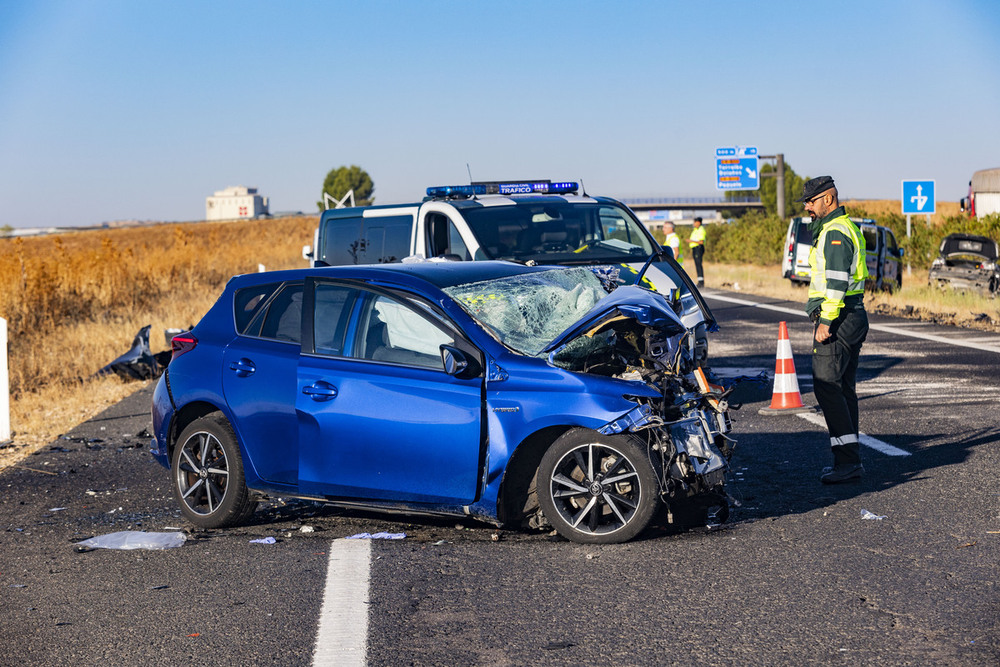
[172,415,257,528]
[537,429,659,544]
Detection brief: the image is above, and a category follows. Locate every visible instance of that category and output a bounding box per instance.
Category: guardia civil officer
[798,176,869,483]
[688,217,706,286]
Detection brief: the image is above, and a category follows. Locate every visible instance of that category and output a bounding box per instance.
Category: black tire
[537,429,659,544]
[172,414,257,528]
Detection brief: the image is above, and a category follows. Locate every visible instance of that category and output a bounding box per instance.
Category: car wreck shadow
[726,425,998,523]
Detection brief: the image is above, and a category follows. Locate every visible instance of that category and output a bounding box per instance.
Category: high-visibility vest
[665,232,682,261]
[808,214,868,322]
[689,226,706,248]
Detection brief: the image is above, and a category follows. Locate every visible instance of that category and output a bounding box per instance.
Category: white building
[206,186,270,221]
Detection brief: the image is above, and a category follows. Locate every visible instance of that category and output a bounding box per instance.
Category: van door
[361,211,416,264]
[860,224,881,290]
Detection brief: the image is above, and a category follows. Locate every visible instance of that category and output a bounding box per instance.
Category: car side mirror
[441,345,480,378]
[441,346,468,376]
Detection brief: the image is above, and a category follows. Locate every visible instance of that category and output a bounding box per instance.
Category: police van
[782,216,904,292]
[302,180,716,361]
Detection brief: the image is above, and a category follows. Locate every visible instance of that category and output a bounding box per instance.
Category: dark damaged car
[150,261,735,544]
[928,233,999,296]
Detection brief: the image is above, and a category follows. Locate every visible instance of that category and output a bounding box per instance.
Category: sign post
[0,317,9,444]
[901,180,935,237]
[716,147,759,191]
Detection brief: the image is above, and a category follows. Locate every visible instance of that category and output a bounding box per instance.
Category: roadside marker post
[1,317,9,444]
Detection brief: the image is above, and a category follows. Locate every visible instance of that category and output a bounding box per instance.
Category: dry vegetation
[842,199,962,224]
[0,216,317,469]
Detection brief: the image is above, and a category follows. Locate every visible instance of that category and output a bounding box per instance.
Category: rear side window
[257,283,304,343]
[319,215,365,266]
[234,283,281,334]
[312,284,360,355]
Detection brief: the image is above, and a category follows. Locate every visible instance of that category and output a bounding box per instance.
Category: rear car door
[296,279,485,504]
[221,282,303,485]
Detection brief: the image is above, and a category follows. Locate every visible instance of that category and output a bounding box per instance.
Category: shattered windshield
[459,201,655,263]
[444,267,608,356]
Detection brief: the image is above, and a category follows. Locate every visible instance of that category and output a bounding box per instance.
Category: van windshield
[459,202,656,264]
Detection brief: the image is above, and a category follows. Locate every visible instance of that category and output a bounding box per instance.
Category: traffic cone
[758,321,814,415]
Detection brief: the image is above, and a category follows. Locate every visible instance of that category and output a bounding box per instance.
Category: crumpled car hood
[541,284,686,355]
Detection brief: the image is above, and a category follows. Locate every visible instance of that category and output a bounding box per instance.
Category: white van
[782,217,904,292]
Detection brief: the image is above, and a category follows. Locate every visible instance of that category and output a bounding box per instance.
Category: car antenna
[579,178,588,197]
[466,163,474,184]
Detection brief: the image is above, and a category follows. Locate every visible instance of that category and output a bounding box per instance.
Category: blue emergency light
[426,180,580,198]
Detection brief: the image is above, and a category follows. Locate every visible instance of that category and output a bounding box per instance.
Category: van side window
[365,215,414,263]
[320,215,365,266]
[426,213,471,260]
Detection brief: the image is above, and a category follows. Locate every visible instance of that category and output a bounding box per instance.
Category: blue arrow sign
[901,180,935,214]
[716,146,759,190]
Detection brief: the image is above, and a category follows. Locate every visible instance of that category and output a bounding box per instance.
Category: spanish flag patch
[831,240,842,245]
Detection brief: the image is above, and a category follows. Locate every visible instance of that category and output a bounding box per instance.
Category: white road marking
[795,411,911,457]
[703,292,1000,355]
[313,539,371,667]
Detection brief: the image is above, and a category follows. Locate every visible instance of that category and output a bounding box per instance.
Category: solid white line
[703,292,1000,354]
[795,411,911,457]
[313,539,371,667]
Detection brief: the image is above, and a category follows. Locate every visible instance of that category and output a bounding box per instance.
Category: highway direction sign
[716,147,759,191]
[902,180,935,215]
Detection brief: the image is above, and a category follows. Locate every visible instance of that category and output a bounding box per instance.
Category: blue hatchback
[151,260,733,544]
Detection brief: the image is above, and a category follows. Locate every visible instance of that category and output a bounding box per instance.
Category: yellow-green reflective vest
[808,214,868,322]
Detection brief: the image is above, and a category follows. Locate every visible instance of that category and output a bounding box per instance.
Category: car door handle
[229,358,256,377]
[302,381,338,401]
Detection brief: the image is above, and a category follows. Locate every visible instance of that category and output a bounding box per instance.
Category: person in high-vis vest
[798,175,870,484]
[664,221,682,263]
[688,217,706,286]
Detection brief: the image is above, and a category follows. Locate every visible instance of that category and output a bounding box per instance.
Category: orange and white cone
[758,321,813,415]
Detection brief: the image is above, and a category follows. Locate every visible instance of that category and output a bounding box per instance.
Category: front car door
[296,279,485,504]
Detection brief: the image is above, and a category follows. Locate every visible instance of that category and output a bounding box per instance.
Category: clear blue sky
[1,0,998,228]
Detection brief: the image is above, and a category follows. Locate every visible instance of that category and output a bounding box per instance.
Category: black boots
[820,444,863,484]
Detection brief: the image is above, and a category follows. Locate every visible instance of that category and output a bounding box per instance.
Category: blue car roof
[227,260,564,291]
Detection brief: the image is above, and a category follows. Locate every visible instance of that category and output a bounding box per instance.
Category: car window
[312,284,360,356]
[885,231,898,254]
[258,283,304,343]
[234,282,282,334]
[355,293,453,369]
[365,215,414,264]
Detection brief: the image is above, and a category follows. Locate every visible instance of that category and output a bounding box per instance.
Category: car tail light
[170,333,198,362]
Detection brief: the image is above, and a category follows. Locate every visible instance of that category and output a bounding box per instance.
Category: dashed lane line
[703,292,1000,355]
[313,539,370,667]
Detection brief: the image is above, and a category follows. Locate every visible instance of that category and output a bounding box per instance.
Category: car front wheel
[172,414,257,528]
[537,429,659,544]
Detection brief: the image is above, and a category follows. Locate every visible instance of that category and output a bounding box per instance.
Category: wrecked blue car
[150,261,733,544]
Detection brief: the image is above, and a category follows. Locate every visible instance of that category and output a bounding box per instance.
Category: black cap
[796,175,836,202]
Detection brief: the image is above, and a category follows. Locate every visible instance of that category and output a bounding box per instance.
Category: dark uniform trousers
[691,246,705,283]
[812,308,869,464]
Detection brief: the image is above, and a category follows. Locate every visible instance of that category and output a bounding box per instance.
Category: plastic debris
[299,526,315,533]
[860,510,887,521]
[74,531,186,550]
[95,325,163,381]
[249,536,277,544]
[344,532,406,540]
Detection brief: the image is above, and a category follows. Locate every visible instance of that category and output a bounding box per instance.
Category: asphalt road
[1,288,998,666]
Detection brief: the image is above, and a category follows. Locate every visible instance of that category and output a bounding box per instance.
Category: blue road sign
[716,147,759,190]
[902,180,935,214]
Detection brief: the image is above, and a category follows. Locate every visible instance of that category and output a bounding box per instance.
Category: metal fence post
[0,317,9,444]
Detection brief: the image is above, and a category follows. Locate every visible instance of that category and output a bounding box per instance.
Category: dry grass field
[0,215,318,469]
[1,205,996,471]
[842,198,962,224]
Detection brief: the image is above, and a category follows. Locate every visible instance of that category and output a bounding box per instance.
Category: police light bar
[426,180,579,198]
